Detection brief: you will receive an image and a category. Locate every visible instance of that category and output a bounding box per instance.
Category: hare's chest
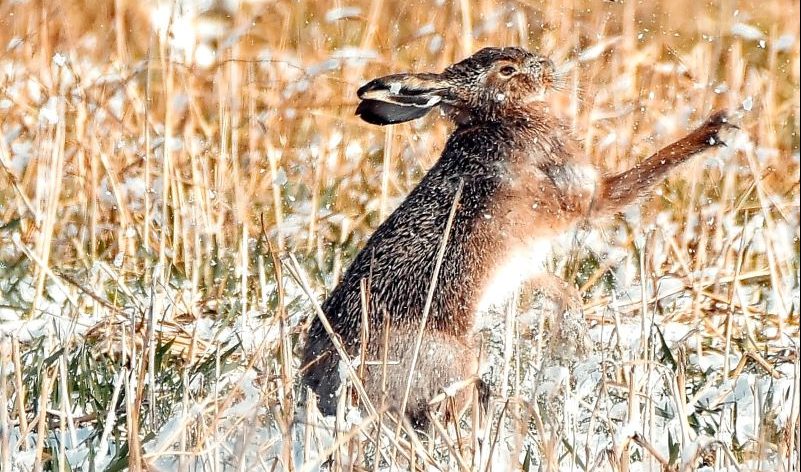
[545,163,599,196]
[476,238,552,313]
[536,161,600,216]
[490,160,599,233]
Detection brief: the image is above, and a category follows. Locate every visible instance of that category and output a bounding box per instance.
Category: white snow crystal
[774,34,796,51]
[7,37,23,51]
[52,52,67,67]
[731,23,765,41]
[39,97,59,125]
[325,6,361,22]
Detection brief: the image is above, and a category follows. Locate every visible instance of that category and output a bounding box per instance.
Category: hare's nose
[525,57,554,74]
[526,57,554,70]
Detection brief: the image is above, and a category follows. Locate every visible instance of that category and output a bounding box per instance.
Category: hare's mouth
[522,90,548,104]
[521,76,552,103]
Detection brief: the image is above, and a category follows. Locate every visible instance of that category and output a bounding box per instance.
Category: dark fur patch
[355,99,435,125]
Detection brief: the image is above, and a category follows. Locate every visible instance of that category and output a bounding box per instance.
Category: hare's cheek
[509,79,537,101]
[484,73,515,95]
[530,75,549,92]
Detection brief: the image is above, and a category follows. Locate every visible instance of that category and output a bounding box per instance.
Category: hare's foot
[362,329,481,429]
[521,274,592,362]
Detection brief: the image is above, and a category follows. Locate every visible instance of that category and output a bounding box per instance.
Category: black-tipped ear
[356,99,434,125]
[355,73,449,126]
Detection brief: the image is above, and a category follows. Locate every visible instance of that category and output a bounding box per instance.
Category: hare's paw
[695,110,738,148]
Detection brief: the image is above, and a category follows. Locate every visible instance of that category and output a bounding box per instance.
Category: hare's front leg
[594,111,730,215]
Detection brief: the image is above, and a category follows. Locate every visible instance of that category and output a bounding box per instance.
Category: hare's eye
[499,65,518,77]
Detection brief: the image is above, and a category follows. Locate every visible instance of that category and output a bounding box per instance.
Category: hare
[301,46,729,427]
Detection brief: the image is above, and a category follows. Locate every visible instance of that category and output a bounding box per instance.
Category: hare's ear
[355,73,450,125]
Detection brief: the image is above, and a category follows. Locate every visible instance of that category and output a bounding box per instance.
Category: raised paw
[694,110,738,148]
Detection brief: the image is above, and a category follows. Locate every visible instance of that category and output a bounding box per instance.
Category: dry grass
[0,0,799,470]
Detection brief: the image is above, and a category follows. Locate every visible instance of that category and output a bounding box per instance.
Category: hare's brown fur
[301,47,729,426]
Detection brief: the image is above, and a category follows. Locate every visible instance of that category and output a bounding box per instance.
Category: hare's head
[356,47,556,126]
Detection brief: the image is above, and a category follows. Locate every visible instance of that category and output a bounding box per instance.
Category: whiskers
[550,67,586,103]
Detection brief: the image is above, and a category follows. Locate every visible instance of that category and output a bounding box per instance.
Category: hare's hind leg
[516,274,591,362]
[362,329,480,428]
[301,337,343,416]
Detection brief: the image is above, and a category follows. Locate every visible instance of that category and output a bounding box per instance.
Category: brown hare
[301,46,730,427]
